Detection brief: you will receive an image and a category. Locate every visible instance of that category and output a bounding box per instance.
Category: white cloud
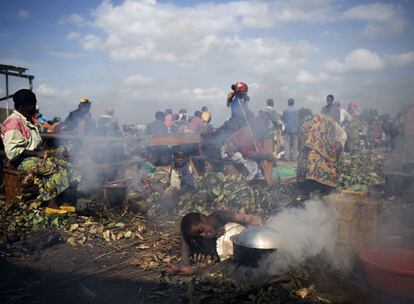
[35,84,70,98]
[66,32,81,40]
[67,0,405,70]
[361,19,406,38]
[36,84,58,97]
[77,0,322,64]
[385,51,414,66]
[304,94,324,106]
[342,3,406,37]
[31,1,414,122]
[325,48,385,73]
[296,70,328,83]
[343,3,396,22]
[182,87,225,101]
[124,74,154,87]
[81,34,102,50]
[59,14,87,27]
[326,49,414,73]
[18,9,29,18]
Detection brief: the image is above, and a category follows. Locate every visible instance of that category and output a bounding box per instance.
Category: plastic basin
[359,248,414,299]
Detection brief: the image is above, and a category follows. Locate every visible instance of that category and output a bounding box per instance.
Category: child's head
[172,146,189,167]
[181,212,215,240]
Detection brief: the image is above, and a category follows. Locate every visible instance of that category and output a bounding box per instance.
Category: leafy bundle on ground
[0,199,146,248]
[337,151,385,192]
[143,170,296,217]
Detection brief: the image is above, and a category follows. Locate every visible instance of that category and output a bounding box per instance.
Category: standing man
[145,111,168,136]
[97,108,120,136]
[64,97,93,134]
[321,95,340,123]
[201,106,212,124]
[145,111,170,165]
[263,98,279,131]
[263,98,280,157]
[282,98,299,162]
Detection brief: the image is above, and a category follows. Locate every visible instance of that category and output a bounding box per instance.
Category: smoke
[60,135,145,196]
[257,199,338,276]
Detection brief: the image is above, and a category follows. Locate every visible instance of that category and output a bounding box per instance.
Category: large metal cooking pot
[231,226,278,267]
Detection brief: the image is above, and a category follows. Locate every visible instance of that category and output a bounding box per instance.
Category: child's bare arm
[233,213,262,226]
[180,235,191,266]
[165,235,194,275]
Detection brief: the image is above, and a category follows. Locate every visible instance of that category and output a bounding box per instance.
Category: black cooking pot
[230,227,277,267]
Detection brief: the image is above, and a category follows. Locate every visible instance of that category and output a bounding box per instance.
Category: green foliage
[337,151,385,191]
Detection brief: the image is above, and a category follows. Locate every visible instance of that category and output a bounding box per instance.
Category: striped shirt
[1,110,42,160]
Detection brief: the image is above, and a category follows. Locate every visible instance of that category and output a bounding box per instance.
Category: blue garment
[230,95,244,119]
[283,105,299,134]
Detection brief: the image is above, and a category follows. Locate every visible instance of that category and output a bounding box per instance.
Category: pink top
[1,110,42,160]
[164,114,173,128]
[187,116,205,131]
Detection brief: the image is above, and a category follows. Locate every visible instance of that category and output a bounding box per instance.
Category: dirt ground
[1,160,413,304]
[0,211,397,304]
[0,217,186,304]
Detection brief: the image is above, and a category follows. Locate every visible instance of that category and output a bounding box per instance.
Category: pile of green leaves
[143,170,295,217]
[0,198,148,247]
[0,200,68,245]
[337,151,385,192]
[177,172,275,216]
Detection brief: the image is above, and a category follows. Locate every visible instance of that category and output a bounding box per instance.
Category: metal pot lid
[234,226,279,249]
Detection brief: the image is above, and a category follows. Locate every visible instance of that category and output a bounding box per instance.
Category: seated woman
[166,210,262,275]
[296,113,347,195]
[1,89,80,214]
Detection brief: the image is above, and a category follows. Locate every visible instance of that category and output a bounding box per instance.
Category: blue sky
[1,0,414,124]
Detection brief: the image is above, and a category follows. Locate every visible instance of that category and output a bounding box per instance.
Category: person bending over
[166,210,262,275]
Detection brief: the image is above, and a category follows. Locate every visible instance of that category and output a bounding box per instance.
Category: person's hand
[165,263,194,276]
[261,154,274,161]
[245,215,262,226]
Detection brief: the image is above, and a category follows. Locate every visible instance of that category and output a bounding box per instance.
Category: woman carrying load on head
[1,89,81,214]
[226,81,253,129]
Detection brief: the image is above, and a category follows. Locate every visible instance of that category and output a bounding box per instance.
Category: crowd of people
[34,97,120,137]
[1,84,413,277]
[145,107,212,136]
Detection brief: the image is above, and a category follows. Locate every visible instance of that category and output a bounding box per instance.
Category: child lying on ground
[166,210,262,275]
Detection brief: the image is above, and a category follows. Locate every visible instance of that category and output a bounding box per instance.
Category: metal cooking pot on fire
[231,226,278,267]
